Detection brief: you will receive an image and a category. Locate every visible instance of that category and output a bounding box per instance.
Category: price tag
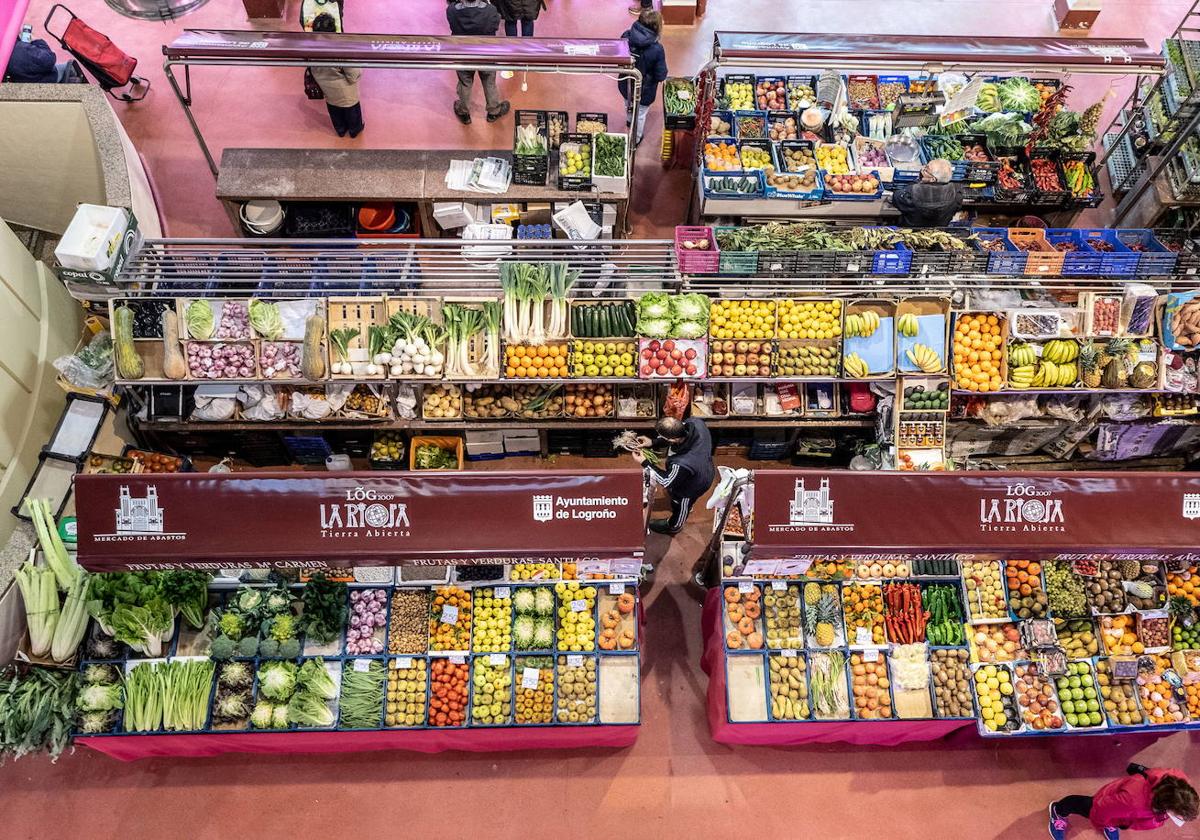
[521,667,541,689]
[489,653,507,666]
[353,659,371,672]
[771,581,787,591]
[738,581,755,594]
[571,599,589,612]
[608,583,625,595]
[440,604,459,625]
[494,586,510,598]
[449,654,466,665]
[567,654,584,667]
[863,649,880,662]
[855,626,873,646]
[781,648,798,658]
[845,262,860,273]
[392,657,413,670]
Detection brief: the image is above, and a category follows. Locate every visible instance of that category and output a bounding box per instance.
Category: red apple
[648,340,661,351]
[640,364,653,376]
[670,364,683,376]
[663,339,676,352]
[686,363,697,375]
[641,348,653,359]
[684,348,697,360]
[670,349,683,361]
[656,364,669,376]
[656,350,669,361]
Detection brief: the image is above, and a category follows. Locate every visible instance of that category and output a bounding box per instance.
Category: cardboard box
[1055,0,1100,30]
[55,206,140,286]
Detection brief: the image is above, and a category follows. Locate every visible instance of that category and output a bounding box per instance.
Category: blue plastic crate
[1116,229,1178,276]
[1045,229,1102,275]
[824,169,884,201]
[1078,229,1139,276]
[708,109,735,138]
[873,242,913,275]
[972,227,1027,275]
[702,169,765,200]
[733,110,769,141]
[282,435,333,465]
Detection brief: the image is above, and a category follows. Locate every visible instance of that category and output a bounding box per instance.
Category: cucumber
[601,307,612,338]
[571,306,579,336]
[582,306,592,337]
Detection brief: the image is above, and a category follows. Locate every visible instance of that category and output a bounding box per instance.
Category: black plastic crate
[231,430,292,467]
[281,203,355,238]
[583,432,618,458]
[282,434,333,465]
[546,430,585,455]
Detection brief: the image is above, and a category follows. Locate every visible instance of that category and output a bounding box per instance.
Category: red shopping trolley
[43,4,149,101]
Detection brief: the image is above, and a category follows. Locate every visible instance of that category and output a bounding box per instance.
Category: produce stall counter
[216,148,628,236]
[700,587,973,746]
[78,720,637,761]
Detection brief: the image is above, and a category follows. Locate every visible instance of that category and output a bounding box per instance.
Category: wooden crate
[327,296,387,380]
[175,298,253,342]
[384,296,445,381]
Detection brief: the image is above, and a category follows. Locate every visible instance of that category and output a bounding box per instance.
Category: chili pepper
[1031,158,1062,191]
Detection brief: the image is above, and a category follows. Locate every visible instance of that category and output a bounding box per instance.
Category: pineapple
[803,582,822,607]
[1102,338,1134,388]
[1079,340,1102,388]
[1118,559,1142,580]
[804,593,840,647]
[1079,100,1104,138]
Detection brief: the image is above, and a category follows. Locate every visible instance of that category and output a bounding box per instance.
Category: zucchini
[114,305,144,380]
[602,306,612,338]
[571,305,580,337]
[585,305,597,337]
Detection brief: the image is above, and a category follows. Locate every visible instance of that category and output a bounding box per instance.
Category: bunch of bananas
[897,313,920,338]
[845,310,881,338]
[977,82,1001,113]
[843,352,870,378]
[1009,358,1079,389]
[1008,341,1037,368]
[905,343,943,373]
[1042,339,1080,364]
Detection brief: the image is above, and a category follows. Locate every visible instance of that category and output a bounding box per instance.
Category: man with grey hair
[891,157,963,227]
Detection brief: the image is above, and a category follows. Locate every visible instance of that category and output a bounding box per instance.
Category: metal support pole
[164,62,218,178]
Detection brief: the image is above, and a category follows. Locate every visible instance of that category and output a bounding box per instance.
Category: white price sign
[863,649,880,663]
[391,657,413,670]
[608,583,626,595]
[571,599,589,612]
[521,667,541,689]
[494,586,510,598]
[440,604,459,625]
[771,581,787,591]
[781,648,798,658]
[489,654,507,666]
[353,659,371,672]
[566,654,584,668]
[449,654,466,665]
[855,626,873,646]
[738,581,755,594]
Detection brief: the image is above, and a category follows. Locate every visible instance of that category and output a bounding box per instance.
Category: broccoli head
[258,638,281,659]
[209,635,237,661]
[236,635,259,658]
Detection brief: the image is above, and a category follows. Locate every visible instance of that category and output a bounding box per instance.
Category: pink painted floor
[6,1,1200,837]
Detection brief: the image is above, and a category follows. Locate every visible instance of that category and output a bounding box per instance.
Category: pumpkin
[743,600,761,619]
[746,632,764,649]
[599,628,618,650]
[725,631,743,649]
[600,610,620,629]
[727,603,744,622]
[618,629,636,649]
[737,616,756,636]
[723,588,739,604]
[617,592,636,614]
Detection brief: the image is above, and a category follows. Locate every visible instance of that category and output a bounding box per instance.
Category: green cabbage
[186,300,214,340]
[287,692,335,727]
[637,317,673,338]
[297,658,337,700]
[671,294,710,326]
[637,292,671,319]
[674,320,708,339]
[78,682,123,712]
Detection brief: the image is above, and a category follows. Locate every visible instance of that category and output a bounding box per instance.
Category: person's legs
[480,72,510,121]
[1049,795,1092,839]
[520,18,534,36]
[634,106,649,146]
[345,103,364,138]
[325,103,349,136]
[454,70,474,123]
[649,493,696,535]
[504,20,517,36]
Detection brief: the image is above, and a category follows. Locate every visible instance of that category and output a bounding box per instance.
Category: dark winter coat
[447,0,502,35]
[892,182,963,228]
[617,22,668,107]
[5,38,58,83]
[492,0,545,22]
[647,418,715,501]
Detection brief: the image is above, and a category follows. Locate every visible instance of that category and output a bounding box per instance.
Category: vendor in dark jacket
[493,0,545,38]
[446,0,511,124]
[891,158,963,227]
[632,417,715,535]
[617,10,668,146]
[4,35,77,83]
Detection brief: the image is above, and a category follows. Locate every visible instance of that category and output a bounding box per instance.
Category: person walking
[493,0,545,37]
[891,158,963,227]
[617,10,668,147]
[448,0,511,124]
[308,13,364,138]
[631,416,714,535]
[1049,764,1198,839]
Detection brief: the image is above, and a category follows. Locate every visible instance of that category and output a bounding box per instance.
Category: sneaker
[349,125,364,138]
[1102,829,1119,840]
[486,101,511,122]
[627,5,641,15]
[454,109,471,125]
[1048,805,1068,840]
[647,518,679,535]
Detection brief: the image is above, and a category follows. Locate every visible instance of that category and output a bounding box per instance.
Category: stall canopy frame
[161,29,642,197]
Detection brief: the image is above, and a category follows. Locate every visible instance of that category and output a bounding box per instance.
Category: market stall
[52,470,646,759]
[163,30,639,237]
[680,32,1163,222]
[704,469,1200,746]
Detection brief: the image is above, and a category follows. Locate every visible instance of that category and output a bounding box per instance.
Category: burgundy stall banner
[749,470,1200,563]
[164,30,632,67]
[75,471,645,572]
[714,32,1162,70]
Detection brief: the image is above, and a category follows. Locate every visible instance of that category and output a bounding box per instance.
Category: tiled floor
[7,1,1200,837]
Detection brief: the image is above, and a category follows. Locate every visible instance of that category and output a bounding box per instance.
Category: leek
[50,571,90,662]
[14,562,59,657]
[546,262,580,340]
[481,300,503,378]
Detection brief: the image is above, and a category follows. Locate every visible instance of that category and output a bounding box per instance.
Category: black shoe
[647,518,679,535]
[335,129,347,137]
[349,125,363,138]
[487,101,511,122]
[455,109,471,125]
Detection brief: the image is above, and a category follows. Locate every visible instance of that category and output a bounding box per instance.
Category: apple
[641,364,653,376]
[641,348,653,359]
[648,340,661,351]
[656,364,669,376]
[663,339,676,352]
[711,351,724,364]
[670,349,683,361]
[685,363,697,375]
[684,348,698,360]
[670,364,683,376]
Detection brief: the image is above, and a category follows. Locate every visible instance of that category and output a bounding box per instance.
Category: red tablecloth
[701,587,973,746]
[79,724,638,761]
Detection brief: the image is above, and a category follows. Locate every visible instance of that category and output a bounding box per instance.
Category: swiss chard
[300,576,347,645]
[111,599,174,658]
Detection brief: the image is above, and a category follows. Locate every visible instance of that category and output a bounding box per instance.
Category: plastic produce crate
[1116,229,1177,276]
[1079,229,1139,276]
[973,228,1027,275]
[711,226,758,275]
[1045,229,1101,275]
[674,226,720,275]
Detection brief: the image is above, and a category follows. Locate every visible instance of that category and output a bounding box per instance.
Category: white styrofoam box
[501,428,538,442]
[467,440,506,457]
[55,204,129,270]
[503,434,540,454]
[465,430,504,445]
[432,202,477,230]
[601,204,618,224]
